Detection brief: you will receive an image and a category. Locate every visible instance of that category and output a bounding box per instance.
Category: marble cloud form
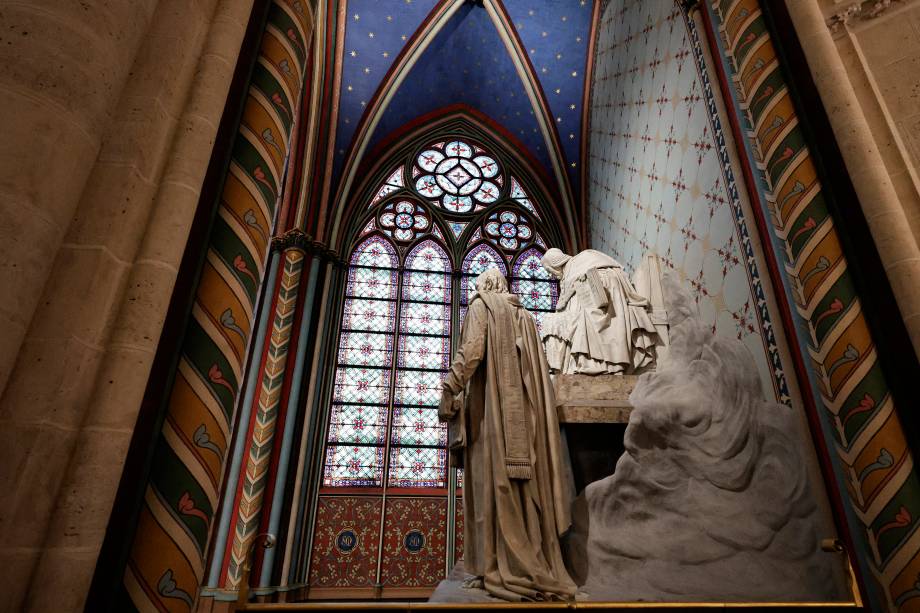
[575,273,850,602]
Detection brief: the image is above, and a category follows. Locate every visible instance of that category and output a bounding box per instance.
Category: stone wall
[790,0,920,357]
[0,0,256,609]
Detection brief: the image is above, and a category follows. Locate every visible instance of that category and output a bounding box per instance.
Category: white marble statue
[438,269,576,602]
[575,273,849,602]
[540,248,660,375]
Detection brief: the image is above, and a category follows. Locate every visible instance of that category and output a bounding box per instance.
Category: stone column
[226,242,307,588]
[0,0,159,606]
[785,0,920,358]
[0,1,257,610]
[120,1,313,608]
[0,0,159,396]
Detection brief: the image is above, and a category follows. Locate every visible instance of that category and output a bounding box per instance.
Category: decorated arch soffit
[321,0,595,248]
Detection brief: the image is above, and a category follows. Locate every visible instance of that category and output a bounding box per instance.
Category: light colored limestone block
[554,374,637,424]
[21,1,258,609]
[0,0,158,400]
[65,163,160,263]
[787,0,920,359]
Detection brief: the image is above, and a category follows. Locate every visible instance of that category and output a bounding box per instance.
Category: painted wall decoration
[587,0,788,403]
[226,249,306,587]
[705,1,920,609]
[379,497,448,589]
[121,2,312,610]
[308,496,383,590]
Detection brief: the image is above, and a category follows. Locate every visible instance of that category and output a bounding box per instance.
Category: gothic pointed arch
[304,119,564,596]
[325,0,582,246]
[336,109,575,257]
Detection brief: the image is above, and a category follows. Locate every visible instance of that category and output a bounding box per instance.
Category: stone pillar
[120,2,313,609]
[0,0,159,396]
[784,0,920,358]
[0,0,257,610]
[0,0,159,606]
[707,2,920,608]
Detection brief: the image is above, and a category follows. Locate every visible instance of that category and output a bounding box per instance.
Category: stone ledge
[554,374,638,424]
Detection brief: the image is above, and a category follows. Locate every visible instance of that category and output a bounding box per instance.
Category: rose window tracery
[484,210,533,251]
[378,201,430,242]
[414,140,502,213]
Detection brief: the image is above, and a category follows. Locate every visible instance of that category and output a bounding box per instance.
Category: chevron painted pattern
[227,248,305,587]
[708,1,920,609]
[121,2,311,611]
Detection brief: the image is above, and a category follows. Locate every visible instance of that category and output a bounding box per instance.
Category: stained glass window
[511,248,558,334]
[390,240,452,488]
[460,243,507,324]
[377,200,430,243]
[484,210,533,251]
[414,140,502,213]
[322,235,452,489]
[314,134,561,594]
[323,236,398,487]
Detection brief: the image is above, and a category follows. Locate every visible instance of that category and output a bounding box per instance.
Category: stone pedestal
[554,374,638,494]
[554,374,638,424]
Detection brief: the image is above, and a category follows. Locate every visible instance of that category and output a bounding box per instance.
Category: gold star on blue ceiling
[332,0,595,199]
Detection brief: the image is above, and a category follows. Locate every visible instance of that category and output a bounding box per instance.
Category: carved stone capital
[271,228,312,253]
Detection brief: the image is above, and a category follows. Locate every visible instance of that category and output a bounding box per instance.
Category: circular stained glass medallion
[378,201,430,242]
[414,139,502,213]
[484,210,533,251]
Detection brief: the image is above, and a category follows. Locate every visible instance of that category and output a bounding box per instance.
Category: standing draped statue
[438,268,576,602]
[540,248,659,375]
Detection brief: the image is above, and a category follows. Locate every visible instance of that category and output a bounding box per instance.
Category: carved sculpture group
[435,249,846,603]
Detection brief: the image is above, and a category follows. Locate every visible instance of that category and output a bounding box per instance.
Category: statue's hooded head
[474,268,508,294]
[541,248,571,279]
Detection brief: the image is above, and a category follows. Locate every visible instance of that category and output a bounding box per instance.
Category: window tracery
[311,133,561,592]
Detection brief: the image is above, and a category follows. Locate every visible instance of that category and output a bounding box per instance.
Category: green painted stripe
[766,129,806,184]
[150,441,214,550]
[232,137,277,208]
[839,362,890,446]
[210,216,261,303]
[732,16,766,66]
[183,318,238,418]
[811,273,857,346]
[252,64,294,132]
[871,472,920,563]
[748,71,785,121]
[786,193,829,262]
[269,3,306,65]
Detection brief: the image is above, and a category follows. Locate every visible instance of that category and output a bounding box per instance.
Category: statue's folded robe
[440,289,576,602]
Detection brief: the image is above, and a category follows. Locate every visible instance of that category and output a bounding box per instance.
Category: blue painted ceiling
[368,5,551,171]
[333,0,595,198]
